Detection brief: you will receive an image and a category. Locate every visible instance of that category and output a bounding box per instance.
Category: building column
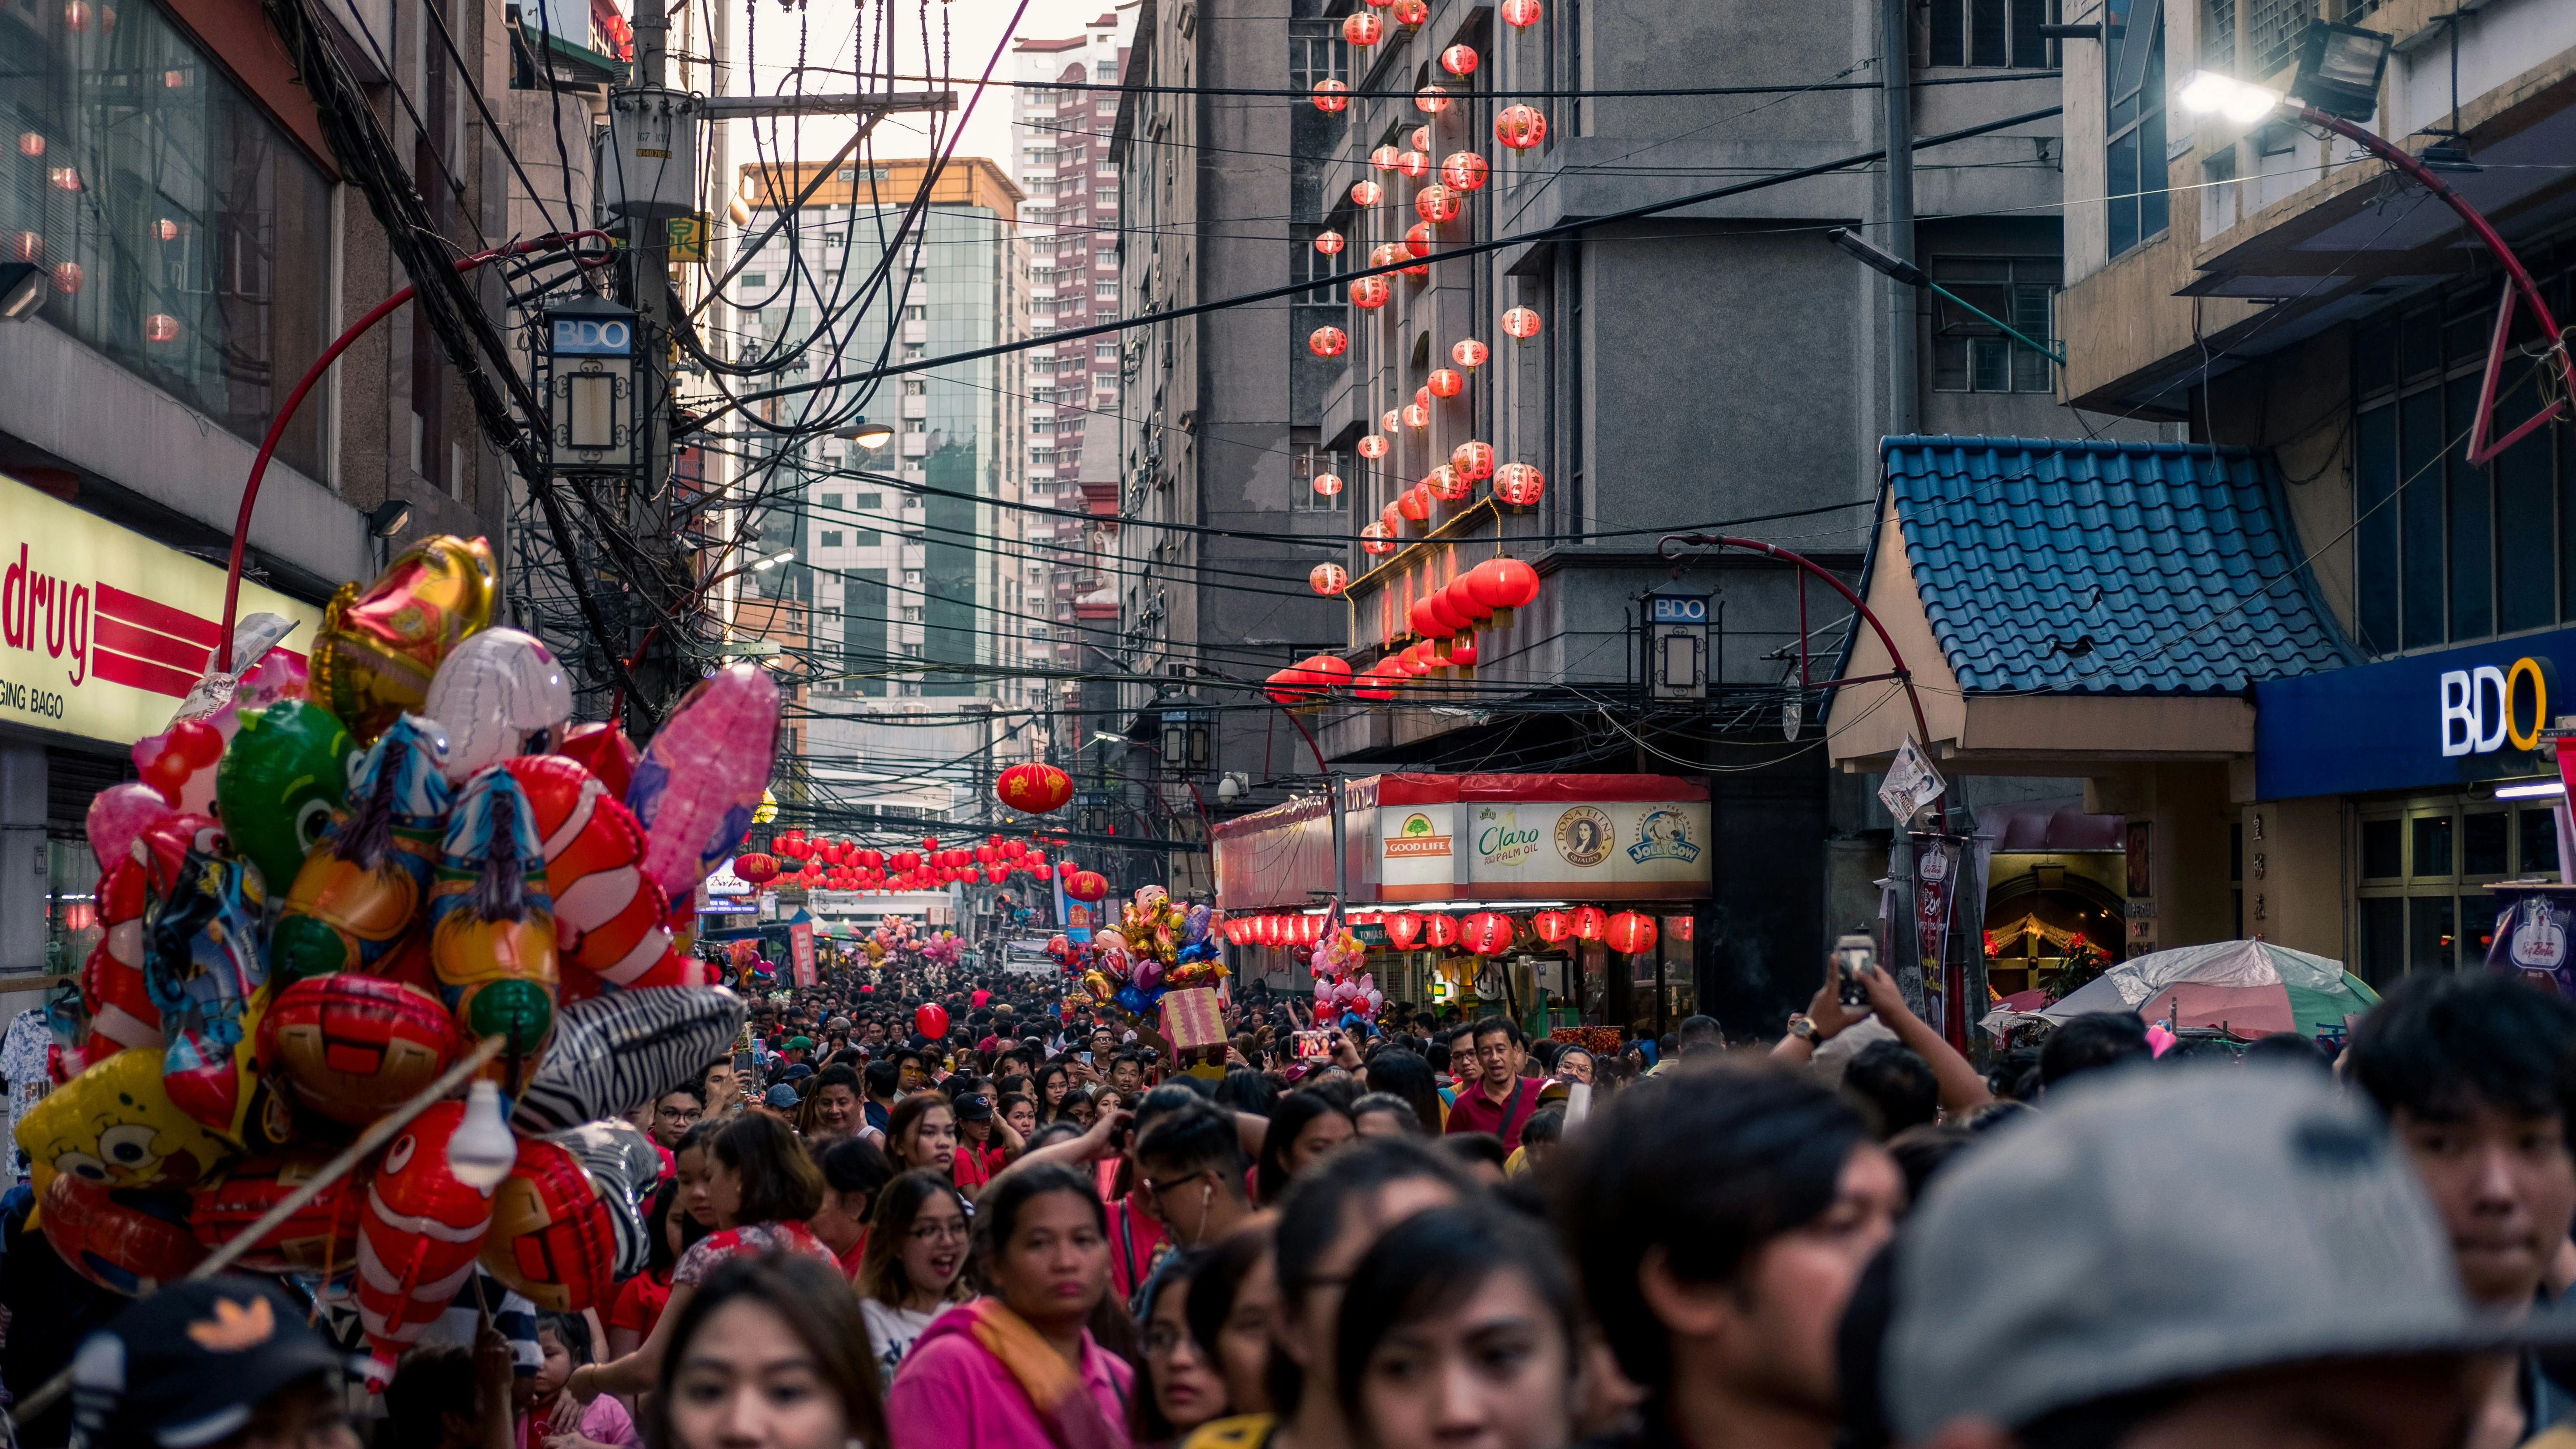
[0,744,45,975]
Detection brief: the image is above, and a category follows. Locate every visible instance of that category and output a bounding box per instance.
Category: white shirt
[863,1298,955,1383]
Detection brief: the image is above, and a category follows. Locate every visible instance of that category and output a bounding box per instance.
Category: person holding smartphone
[1771,947,1991,1123]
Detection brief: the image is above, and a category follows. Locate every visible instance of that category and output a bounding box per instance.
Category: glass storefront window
[2361,818,2403,878]
[2464,812,2509,876]
[2412,815,2453,877]
[1,0,333,475]
[2523,810,2561,876]
[2358,800,2563,983]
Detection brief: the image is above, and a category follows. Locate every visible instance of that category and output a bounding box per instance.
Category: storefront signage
[2255,628,2576,800]
[1376,797,1711,900]
[0,475,325,746]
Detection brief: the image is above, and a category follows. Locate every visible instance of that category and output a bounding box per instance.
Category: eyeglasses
[656,1105,702,1122]
[908,1221,969,1243]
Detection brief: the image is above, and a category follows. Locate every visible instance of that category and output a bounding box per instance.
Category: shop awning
[1830,436,2359,771]
[1211,772,1710,910]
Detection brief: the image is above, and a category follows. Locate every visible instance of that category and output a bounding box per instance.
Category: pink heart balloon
[87,782,175,872]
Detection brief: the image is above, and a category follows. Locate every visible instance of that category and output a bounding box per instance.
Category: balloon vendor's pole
[1,1034,510,1434]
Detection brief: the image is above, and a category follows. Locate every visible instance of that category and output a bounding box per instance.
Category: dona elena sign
[0,474,325,745]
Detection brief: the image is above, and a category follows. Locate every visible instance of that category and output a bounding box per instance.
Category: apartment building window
[2246,0,2308,74]
[1927,0,2050,67]
[821,530,843,547]
[1930,258,2060,392]
[2105,0,2169,257]
[1296,453,1351,512]
[1288,22,1348,90]
[2350,281,2576,657]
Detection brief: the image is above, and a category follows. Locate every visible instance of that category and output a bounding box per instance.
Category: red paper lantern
[987,865,1009,883]
[1358,434,1390,460]
[1395,149,1431,180]
[1426,464,1469,502]
[1386,910,1425,949]
[1452,337,1489,371]
[1404,221,1436,259]
[1350,274,1392,309]
[1439,44,1478,76]
[1313,472,1345,499]
[1309,563,1348,599]
[1571,905,1609,941]
[1451,440,1495,481]
[1351,179,1384,207]
[1415,183,1461,224]
[1056,860,1079,881]
[1392,0,1427,23]
[732,853,779,885]
[1361,521,1397,555]
[1309,325,1349,358]
[1460,910,1515,954]
[1442,152,1490,192]
[1671,915,1695,942]
[923,836,941,852]
[1488,558,1541,608]
[1315,230,1347,259]
[1402,402,1432,431]
[1501,305,1543,340]
[1495,105,1549,151]
[1397,485,1432,522]
[1069,871,1109,902]
[1414,83,1449,114]
[1307,655,1355,690]
[1342,11,1380,45]
[1426,588,1468,635]
[1449,635,1479,667]
[1502,0,1541,26]
[1423,912,1458,948]
[1354,668,1397,701]
[1495,462,1546,506]
[1604,910,1658,954]
[1427,368,1464,399]
[1313,78,1350,112]
[1371,144,1402,172]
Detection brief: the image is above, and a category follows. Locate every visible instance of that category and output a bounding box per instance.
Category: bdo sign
[551,315,633,356]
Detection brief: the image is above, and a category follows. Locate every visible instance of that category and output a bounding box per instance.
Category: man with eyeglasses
[644,1088,702,1179]
[1134,1103,1255,1252]
[1442,1014,1541,1151]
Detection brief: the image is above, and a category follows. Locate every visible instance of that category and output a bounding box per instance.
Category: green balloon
[214,699,356,891]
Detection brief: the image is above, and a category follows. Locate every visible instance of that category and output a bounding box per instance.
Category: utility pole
[1880,0,1919,437]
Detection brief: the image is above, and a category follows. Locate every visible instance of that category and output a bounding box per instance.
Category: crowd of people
[28,943,2576,1449]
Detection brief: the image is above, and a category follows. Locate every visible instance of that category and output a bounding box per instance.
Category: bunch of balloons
[23,536,755,1368]
[1077,887,1227,1019]
[766,831,1056,892]
[1305,922,1384,1019]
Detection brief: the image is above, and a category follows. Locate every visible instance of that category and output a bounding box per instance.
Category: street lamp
[835,419,895,449]
[0,263,44,321]
[1827,227,2065,365]
[752,548,796,572]
[2174,25,2575,462]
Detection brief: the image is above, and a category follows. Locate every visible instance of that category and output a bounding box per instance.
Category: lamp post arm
[1657,533,1935,752]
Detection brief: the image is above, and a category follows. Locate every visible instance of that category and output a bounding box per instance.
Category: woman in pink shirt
[885,1161,1133,1449]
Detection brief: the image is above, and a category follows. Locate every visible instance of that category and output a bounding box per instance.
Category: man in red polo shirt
[1442,1014,1541,1150]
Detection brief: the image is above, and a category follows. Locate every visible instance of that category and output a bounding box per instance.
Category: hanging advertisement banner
[1911,832,1963,1040]
[789,922,816,986]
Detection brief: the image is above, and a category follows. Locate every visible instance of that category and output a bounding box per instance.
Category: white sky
[723,0,1110,171]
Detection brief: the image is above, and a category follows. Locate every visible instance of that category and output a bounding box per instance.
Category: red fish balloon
[505,756,681,992]
[354,1102,495,1364]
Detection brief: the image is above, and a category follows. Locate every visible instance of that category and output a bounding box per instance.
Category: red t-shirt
[606,1270,672,1337]
[1106,1195,1164,1305]
[836,1230,868,1282]
[1443,1074,1541,1150]
[953,1144,993,1193]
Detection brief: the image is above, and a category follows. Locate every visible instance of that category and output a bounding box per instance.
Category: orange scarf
[946,1298,1123,1449]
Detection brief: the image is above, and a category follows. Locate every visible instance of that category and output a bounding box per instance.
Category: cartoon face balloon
[42,1175,206,1295]
[189,1151,366,1276]
[355,1101,496,1362]
[258,974,460,1125]
[429,767,559,1081]
[140,847,267,1134]
[17,1047,233,1199]
[481,1138,619,1312]
[215,699,357,890]
[310,535,498,742]
[424,629,572,785]
[87,783,175,875]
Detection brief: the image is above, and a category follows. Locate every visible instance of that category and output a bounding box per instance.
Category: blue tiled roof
[1878,436,2360,696]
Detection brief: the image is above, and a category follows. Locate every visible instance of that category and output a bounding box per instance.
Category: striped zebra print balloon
[509,986,745,1137]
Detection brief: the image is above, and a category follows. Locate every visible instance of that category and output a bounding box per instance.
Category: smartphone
[1080,1050,1093,1065]
[1834,930,1877,1007]
[1293,1030,1330,1062]
[731,1048,754,1074]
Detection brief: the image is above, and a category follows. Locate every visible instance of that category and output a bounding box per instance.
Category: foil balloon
[544,1119,658,1280]
[270,716,449,984]
[214,698,356,889]
[1184,903,1211,945]
[1113,983,1154,1017]
[42,1175,206,1295]
[481,1137,620,1312]
[424,629,573,785]
[17,1047,232,1200]
[189,1151,366,1275]
[505,756,683,992]
[88,782,174,874]
[78,862,158,1064]
[133,720,225,815]
[511,986,746,1136]
[258,973,459,1125]
[428,767,559,1087]
[556,722,640,800]
[139,838,267,1133]
[355,1101,495,1364]
[627,664,782,902]
[310,535,498,742]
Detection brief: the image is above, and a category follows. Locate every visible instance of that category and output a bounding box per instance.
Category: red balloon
[916,1003,950,1039]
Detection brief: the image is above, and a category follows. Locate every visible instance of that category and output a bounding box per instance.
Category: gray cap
[1886,1063,2533,1441]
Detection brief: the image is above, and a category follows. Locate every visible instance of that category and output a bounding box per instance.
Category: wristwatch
[1788,1014,1827,1043]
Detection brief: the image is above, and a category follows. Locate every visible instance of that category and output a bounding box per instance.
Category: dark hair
[642,1253,887,1449]
[972,1161,1108,1277]
[1136,1102,1250,1193]
[1436,1132,1509,1175]
[862,1060,902,1100]
[820,1134,895,1198]
[1520,1105,1566,1149]
[1215,1066,1279,1117]
[1987,1046,2044,1102]
[656,1084,703,1109]
[1024,1119,1087,1153]
[1884,1123,1971,1203]
[1469,1014,1524,1048]
[1843,1040,1940,1139]
[1677,1014,1723,1042]
[997,1091,1035,1122]
[1548,1061,1870,1391]
[643,1176,692,1276]
[1033,1062,1073,1120]
[2039,1012,2152,1089]
[1333,1205,1578,1432]
[1268,1137,1474,1415]
[1359,1049,1445,1136]
[1349,1091,1423,1135]
[535,1311,592,1367]
[856,1169,968,1307]
[2241,1031,2337,1073]
[813,1063,861,1095]
[381,1345,476,1449]
[2351,971,2576,1135]
[1183,1221,1275,1366]
[712,1112,825,1224]
[1128,1248,1207,1445]
[1257,1090,1355,1203]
